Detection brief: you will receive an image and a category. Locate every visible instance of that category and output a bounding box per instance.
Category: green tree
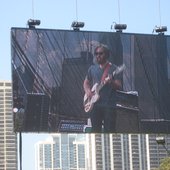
[155,157,170,170]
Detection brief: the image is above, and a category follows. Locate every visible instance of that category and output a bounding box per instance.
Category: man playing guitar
[83,44,122,133]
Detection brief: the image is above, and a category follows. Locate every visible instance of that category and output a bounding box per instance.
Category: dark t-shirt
[86,63,120,108]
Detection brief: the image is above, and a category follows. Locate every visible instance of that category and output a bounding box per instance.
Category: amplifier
[140,119,170,133]
[116,90,138,109]
[24,93,50,132]
[116,105,139,133]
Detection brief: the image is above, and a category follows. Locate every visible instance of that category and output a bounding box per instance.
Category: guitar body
[83,83,100,113]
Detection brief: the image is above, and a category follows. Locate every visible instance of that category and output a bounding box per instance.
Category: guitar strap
[101,62,111,82]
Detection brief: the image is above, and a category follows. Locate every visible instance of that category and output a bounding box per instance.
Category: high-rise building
[35,134,86,170]
[87,134,170,170]
[36,133,170,170]
[0,81,17,170]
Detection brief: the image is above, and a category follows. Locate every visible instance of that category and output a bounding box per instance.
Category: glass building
[35,134,86,170]
[0,81,17,170]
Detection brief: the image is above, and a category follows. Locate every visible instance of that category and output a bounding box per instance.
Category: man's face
[95,47,107,65]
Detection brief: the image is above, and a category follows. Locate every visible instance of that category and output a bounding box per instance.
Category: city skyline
[35,133,170,170]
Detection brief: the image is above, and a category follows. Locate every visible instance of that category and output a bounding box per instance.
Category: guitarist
[83,44,122,133]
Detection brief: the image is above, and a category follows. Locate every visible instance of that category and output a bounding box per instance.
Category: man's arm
[105,74,122,90]
[83,78,93,98]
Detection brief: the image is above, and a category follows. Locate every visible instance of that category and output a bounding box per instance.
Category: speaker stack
[116,90,139,133]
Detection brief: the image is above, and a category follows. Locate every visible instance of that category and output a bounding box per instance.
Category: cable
[75,0,78,21]
[158,0,162,27]
[32,0,35,19]
[117,0,121,23]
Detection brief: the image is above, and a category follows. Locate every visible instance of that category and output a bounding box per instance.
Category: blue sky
[1,0,170,170]
[1,0,170,80]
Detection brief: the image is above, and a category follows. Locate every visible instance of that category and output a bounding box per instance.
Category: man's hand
[85,89,94,99]
[104,74,112,84]
[104,74,122,90]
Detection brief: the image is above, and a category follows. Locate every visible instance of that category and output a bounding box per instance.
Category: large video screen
[11,27,170,133]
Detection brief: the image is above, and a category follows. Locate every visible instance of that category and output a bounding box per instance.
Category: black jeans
[90,105,117,133]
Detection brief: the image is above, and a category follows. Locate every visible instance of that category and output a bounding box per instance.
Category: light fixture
[111,22,127,32]
[71,21,85,31]
[114,24,127,32]
[13,108,19,113]
[27,19,41,28]
[156,136,170,156]
[156,136,165,145]
[154,26,167,34]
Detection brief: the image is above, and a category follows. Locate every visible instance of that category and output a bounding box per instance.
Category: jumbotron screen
[11,27,170,133]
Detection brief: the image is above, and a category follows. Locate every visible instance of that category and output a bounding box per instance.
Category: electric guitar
[83,64,126,113]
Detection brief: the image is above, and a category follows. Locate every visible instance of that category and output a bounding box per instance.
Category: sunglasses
[95,52,104,56]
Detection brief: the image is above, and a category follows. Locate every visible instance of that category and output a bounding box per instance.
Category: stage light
[13,108,18,113]
[27,19,41,28]
[111,23,127,32]
[154,26,167,34]
[71,21,85,31]
[114,24,127,32]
